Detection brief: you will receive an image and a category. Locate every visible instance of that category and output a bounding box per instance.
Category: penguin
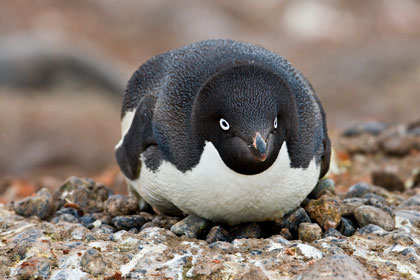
[115,39,330,225]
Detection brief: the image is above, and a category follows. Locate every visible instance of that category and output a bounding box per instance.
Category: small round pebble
[339,217,356,236]
[170,215,209,238]
[298,222,322,243]
[323,228,342,238]
[354,205,395,231]
[232,223,262,239]
[371,170,405,192]
[80,248,107,276]
[112,215,146,231]
[14,188,54,220]
[310,178,336,199]
[345,183,372,198]
[279,207,311,235]
[206,225,231,243]
[104,194,139,217]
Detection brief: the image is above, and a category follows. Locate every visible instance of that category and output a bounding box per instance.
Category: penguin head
[193,64,297,175]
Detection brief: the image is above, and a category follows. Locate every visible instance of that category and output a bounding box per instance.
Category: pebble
[232,223,262,239]
[305,195,341,230]
[357,224,386,235]
[279,207,311,235]
[345,182,372,198]
[104,194,139,217]
[323,228,342,238]
[339,217,356,236]
[354,206,395,231]
[340,198,367,216]
[371,170,405,192]
[170,215,209,238]
[80,248,107,276]
[14,188,54,220]
[92,224,116,235]
[55,207,82,219]
[381,136,417,157]
[394,210,420,227]
[53,176,113,213]
[399,194,420,208]
[365,197,393,215]
[298,254,374,280]
[280,228,293,240]
[51,214,80,224]
[14,256,51,279]
[206,225,231,243]
[298,223,322,243]
[112,215,146,231]
[342,121,387,137]
[309,178,336,199]
[10,229,41,259]
[152,215,180,230]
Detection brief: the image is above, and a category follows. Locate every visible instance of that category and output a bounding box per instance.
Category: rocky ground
[1,121,420,279]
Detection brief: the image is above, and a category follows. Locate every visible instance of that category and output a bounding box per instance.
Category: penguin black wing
[115,94,157,180]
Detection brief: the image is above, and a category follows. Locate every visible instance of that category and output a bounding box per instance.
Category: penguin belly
[131,142,320,225]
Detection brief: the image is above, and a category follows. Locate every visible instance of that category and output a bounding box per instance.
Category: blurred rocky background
[1,0,420,202]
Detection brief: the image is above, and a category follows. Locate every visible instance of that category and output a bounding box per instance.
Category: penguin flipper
[115,94,157,180]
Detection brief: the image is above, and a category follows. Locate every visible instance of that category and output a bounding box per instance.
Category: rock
[111,215,146,231]
[399,194,420,208]
[357,224,386,235]
[280,228,293,240]
[309,178,336,198]
[206,225,231,243]
[10,229,42,259]
[305,195,341,230]
[365,197,393,215]
[323,228,342,238]
[362,193,386,202]
[298,254,374,280]
[279,207,311,235]
[51,214,80,224]
[104,194,139,217]
[55,207,82,219]
[394,210,420,227]
[339,217,356,236]
[92,224,116,235]
[354,206,395,231]
[232,223,262,239]
[14,188,54,220]
[345,182,372,198]
[371,170,405,192]
[381,136,417,156]
[14,256,51,279]
[53,176,113,213]
[342,121,387,137]
[298,223,322,242]
[340,198,367,216]
[80,248,107,276]
[170,215,209,238]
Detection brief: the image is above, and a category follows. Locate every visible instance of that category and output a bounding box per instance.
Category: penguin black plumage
[115,39,330,224]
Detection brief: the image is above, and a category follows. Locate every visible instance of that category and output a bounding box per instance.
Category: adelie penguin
[115,39,331,225]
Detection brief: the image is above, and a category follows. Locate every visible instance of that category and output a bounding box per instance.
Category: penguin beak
[252,132,267,161]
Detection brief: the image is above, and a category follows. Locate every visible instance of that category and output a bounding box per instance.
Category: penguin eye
[219,118,230,131]
[274,117,278,129]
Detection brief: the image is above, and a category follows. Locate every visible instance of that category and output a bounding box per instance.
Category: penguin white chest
[134,142,320,224]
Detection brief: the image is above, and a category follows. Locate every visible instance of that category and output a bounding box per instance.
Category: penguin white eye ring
[219,118,230,131]
[273,116,278,129]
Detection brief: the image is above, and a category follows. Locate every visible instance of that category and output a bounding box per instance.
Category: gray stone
[394,210,420,227]
[381,136,417,157]
[310,178,336,198]
[354,205,395,231]
[170,215,209,238]
[279,207,311,235]
[112,215,146,231]
[80,248,107,276]
[357,224,386,235]
[340,198,367,216]
[51,214,80,224]
[399,194,420,208]
[298,254,374,280]
[323,228,342,238]
[206,225,231,243]
[345,182,372,198]
[339,217,356,236]
[104,194,139,217]
[14,188,54,220]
